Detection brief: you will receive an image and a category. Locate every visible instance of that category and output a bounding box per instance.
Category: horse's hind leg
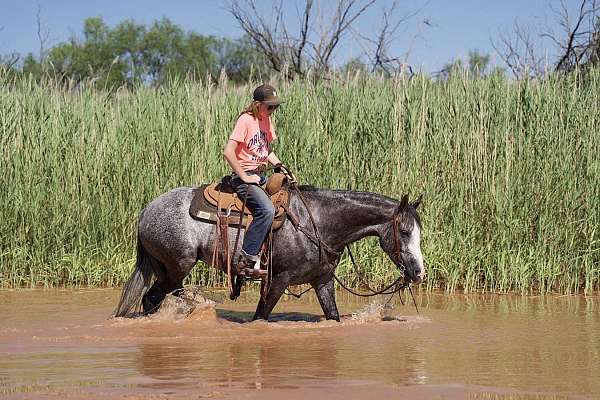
[142,273,188,314]
[142,256,196,315]
[312,276,340,321]
[140,255,167,314]
[143,281,166,314]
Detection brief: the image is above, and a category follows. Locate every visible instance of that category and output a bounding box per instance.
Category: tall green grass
[1,70,598,293]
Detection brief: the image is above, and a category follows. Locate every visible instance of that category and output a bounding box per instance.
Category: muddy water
[1,288,599,399]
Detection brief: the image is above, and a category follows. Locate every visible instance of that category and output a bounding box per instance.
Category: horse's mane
[296,184,422,228]
[297,184,397,204]
[297,184,319,192]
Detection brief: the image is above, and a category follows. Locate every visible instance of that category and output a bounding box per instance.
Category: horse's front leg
[253,273,290,321]
[312,275,340,322]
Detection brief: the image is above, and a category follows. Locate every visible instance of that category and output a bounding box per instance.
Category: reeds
[1,70,598,293]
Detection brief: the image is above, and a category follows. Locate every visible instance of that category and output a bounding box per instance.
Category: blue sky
[0,0,581,73]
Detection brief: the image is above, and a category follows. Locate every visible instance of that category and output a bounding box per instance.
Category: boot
[235,254,267,278]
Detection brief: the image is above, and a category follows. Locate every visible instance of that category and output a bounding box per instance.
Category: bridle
[391,207,407,269]
[283,185,420,312]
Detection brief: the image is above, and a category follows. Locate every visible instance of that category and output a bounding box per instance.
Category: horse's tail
[114,233,155,318]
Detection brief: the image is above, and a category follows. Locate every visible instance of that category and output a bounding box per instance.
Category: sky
[0,0,584,74]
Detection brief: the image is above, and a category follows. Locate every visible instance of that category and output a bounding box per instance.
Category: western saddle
[189,172,291,299]
[189,172,289,230]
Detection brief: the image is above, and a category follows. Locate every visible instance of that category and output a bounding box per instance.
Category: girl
[223,84,286,278]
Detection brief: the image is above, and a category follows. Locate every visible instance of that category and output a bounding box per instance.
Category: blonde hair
[240,100,260,119]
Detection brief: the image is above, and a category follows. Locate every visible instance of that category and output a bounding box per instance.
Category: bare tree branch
[495,0,599,78]
[0,26,20,70]
[492,20,546,79]
[227,0,380,80]
[1,53,20,70]
[544,0,600,72]
[314,0,376,71]
[229,0,289,77]
[351,0,424,76]
[36,6,51,62]
[294,0,313,73]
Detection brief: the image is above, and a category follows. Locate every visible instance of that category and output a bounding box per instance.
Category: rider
[223,84,287,278]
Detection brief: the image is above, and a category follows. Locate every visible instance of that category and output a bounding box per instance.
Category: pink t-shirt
[229,113,277,171]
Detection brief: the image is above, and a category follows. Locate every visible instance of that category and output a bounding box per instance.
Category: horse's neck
[297,188,397,250]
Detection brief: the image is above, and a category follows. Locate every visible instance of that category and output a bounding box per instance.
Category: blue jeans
[231,173,275,257]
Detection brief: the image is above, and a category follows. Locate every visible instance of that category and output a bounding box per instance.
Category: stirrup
[241,267,268,279]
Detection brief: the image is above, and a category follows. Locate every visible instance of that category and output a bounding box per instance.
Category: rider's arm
[223,140,260,184]
[267,152,282,166]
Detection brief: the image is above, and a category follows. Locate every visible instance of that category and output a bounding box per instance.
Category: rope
[333,246,419,312]
[289,183,326,261]
[345,245,399,294]
[231,190,248,268]
[284,286,313,298]
[333,273,406,297]
[282,188,420,313]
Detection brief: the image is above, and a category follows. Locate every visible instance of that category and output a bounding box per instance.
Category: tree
[227,0,396,80]
[438,50,501,79]
[350,0,423,77]
[141,18,216,83]
[212,36,270,83]
[21,17,219,88]
[493,0,599,78]
[43,17,134,87]
[547,0,599,72]
[340,57,369,77]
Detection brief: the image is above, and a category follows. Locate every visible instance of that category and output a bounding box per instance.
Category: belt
[246,165,267,175]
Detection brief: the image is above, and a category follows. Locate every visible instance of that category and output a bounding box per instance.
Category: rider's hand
[276,163,297,184]
[287,171,298,183]
[241,174,261,184]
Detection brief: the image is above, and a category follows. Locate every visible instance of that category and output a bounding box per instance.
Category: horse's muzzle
[405,266,424,284]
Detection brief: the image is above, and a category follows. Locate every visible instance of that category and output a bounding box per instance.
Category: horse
[114,185,425,322]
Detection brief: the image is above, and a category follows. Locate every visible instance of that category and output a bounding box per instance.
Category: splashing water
[350,302,395,323]
[152,286,218,321]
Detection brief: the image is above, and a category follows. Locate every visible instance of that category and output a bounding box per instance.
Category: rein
[339,246,419,313]
[284,183,419,312]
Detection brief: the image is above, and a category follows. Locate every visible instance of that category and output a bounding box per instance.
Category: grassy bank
[1,70,599,293]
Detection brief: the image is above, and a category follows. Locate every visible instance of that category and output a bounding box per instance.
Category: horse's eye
[401,229,411,236]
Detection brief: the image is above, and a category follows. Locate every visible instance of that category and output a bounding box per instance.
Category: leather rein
[283,183,419,312]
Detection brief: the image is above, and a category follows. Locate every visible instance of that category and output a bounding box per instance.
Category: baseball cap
[253,84,284,105]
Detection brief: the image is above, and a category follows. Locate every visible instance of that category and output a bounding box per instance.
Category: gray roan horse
[114,184,424,321]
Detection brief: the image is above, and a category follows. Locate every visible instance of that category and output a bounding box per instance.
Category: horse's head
[380,194,425,284]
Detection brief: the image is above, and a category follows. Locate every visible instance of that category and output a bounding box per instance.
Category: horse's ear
[413,194,423,208]
[399,194,409,209]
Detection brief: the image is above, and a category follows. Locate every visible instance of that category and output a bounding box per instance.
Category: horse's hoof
[142,298,160,315]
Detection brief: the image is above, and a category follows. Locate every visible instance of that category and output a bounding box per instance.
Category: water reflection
[135,332,340,389]
[133,317,429,389]
[2,289,599,398]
